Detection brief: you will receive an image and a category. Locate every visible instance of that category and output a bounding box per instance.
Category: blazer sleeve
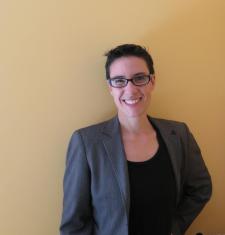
[60,131,93,235]
[172,124,212,235]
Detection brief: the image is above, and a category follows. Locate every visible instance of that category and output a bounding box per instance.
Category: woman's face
[108,56,155,120]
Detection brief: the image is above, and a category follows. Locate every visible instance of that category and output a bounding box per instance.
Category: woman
[60,44,212,235]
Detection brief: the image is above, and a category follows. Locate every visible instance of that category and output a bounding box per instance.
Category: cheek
[110,89,122,98]
[113,93,121,102]
[111,92,123,106]
[144,85,154,95]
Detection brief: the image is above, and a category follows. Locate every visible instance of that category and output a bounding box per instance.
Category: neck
[118,113,154,135]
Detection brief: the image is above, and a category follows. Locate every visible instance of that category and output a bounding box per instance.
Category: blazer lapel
[101,116,130,217]
[150,117,181,205]
[100,115,181,213]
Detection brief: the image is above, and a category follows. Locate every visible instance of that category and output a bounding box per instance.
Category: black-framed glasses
[108,74,152,88]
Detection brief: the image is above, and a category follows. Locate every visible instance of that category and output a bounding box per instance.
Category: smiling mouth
[122,97,142,105]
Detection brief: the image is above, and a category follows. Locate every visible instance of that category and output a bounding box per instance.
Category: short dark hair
[104,44,155,79]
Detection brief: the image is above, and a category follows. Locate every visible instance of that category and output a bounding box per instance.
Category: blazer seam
[77,130,89,166]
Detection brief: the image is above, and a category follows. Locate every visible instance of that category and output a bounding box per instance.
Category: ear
[150,75,156,88]
[107,82,113,95]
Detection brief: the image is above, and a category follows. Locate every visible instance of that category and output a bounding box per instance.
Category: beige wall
[1,0,224,234]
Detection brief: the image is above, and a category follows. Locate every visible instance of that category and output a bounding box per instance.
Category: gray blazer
[60,116,212,235]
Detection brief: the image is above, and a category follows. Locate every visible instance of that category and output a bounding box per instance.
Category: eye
[133,75,147,84]
[112,78,126,86]
[115,78,125,84]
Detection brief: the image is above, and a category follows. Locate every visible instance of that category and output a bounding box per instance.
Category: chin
[119,110,147,119]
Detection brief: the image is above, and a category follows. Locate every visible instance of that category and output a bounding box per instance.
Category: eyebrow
[110,72,147,79]
[133,72,147,76]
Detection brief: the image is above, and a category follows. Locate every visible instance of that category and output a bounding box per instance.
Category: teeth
[124,99,139,105]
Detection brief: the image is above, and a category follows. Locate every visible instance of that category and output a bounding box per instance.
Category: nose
[124,80,138,92]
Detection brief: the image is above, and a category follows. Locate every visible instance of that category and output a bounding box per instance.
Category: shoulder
[150,116,191,138]
[150,116,187,129]
[70,116,116,143]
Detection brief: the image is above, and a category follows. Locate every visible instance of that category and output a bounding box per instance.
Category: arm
[60,131,93,235]
[172,124,212,235]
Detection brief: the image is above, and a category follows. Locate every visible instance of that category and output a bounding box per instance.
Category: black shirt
[127,129,176,235]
